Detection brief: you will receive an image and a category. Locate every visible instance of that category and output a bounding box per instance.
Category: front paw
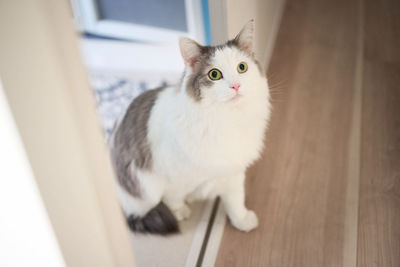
[173,204,192,221]
[230,210,259,232]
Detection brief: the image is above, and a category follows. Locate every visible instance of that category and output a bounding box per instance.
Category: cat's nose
[229,83,241,91]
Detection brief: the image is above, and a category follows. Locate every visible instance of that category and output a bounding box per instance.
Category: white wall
[0,80,66,267]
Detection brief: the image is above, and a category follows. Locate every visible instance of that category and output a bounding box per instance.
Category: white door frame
[0,1,136,266]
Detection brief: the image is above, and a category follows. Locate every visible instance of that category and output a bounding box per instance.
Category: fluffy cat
[110,20,271,234]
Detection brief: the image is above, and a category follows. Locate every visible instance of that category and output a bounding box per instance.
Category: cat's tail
[126,202,179,235]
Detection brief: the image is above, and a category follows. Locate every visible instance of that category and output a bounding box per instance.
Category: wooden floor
[215,0,400,266]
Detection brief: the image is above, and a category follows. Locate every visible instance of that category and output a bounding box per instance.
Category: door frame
[0,1,136,266]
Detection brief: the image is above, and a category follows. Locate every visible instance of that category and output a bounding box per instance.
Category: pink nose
[230,83,241,91]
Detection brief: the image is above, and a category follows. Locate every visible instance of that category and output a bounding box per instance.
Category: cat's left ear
[234,19,255,54]
[179,37,202,69]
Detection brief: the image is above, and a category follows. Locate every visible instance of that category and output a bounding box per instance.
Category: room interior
[0,0,398,266]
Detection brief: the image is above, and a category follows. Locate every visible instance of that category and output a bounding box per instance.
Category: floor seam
[342,0,364,266]
[195,198,220,267]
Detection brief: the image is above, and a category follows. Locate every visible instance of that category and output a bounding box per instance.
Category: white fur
[117,42,270,232]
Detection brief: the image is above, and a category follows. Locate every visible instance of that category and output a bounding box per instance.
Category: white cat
[110,20,271,234]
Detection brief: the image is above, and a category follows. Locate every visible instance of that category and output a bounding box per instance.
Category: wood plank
[357,0,400,266]
[215,0,361,266]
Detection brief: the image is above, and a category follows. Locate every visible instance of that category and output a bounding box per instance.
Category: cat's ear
[179,37,202,69]
[234,19,255,54]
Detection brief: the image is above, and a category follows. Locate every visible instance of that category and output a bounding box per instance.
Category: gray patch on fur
[186,45,216,101]
[185,40,265,101]
[111,87,164,197]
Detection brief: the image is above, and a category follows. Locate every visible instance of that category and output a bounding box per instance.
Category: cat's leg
[220,173,258,232]
[117,169,165,218]
[186,179,218,203]
[163,188,192,221]
[118,169,180,233]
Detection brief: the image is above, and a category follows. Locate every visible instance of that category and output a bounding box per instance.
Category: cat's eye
[208,68,223,80]
[237,62,248,73]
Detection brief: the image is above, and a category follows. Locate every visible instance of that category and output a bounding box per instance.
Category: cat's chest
[176,103,267,165]
[149,89,269,174]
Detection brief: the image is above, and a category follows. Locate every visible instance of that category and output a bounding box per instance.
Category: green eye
[208,68,222,80]
[237,62,248,73]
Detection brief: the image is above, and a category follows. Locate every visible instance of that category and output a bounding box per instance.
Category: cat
[110,20,271,235]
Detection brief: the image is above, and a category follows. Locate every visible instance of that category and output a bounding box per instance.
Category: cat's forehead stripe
[199,39,239,60]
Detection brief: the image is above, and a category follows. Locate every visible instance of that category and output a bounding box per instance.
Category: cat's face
[179,20,265,105]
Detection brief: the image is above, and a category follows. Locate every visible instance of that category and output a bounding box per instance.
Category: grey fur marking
[186,45,215,101]
[111,87,164,197]
[185,40,265,101]
[127,202,179,235]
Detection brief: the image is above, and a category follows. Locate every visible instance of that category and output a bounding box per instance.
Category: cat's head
[179,20,265,104]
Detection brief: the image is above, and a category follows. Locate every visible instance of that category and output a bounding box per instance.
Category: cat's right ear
[179,37,202,69]
[234,19,255,54]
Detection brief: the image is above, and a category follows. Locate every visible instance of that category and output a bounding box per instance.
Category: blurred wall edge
[0,1,136,267]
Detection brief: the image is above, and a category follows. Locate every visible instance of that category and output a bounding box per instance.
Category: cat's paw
[173,204,192,221]
[231,210,259,232]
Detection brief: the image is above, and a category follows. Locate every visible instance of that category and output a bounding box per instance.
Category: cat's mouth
[231,93,243,101]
